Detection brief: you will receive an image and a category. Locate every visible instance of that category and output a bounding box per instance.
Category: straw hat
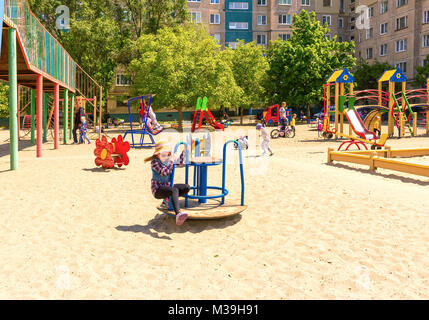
[145,141,172,162]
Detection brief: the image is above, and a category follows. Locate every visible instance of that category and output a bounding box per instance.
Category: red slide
[345,109,377,140]
[205,109,225,131]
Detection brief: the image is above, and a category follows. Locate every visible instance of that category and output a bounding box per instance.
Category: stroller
[234,136,249,150]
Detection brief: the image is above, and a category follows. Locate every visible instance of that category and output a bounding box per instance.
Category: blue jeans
[79,132,90,144]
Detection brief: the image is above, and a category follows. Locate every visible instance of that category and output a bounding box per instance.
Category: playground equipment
[94,135,130,169]
[328,147,429,178]
[192,97,225,132]
[157,139,246,220]
[1,0,103,170]
[262,104,292,126]
[185,133,212,157]
[123,95,163,148]
[323,69,388,150]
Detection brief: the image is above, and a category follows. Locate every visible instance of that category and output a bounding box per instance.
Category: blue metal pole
[127,99,135,147]
[222,140,245,206]
[168,142,190,211]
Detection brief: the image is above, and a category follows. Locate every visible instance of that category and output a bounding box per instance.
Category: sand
[0,123,428,300]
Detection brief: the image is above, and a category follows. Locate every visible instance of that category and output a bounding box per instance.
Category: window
[366,48,373,59]
[396,16,408,30]
[325,34,331,40]
[228,42,238,49]
[368,7,374,18]
[116,74,131,86]
[190,12,201,23]
[338,18,344,28]
[422,59,428,67]
[279,0,292,4]
[258,0,267,5]
[229,2,249,9]
[279,14,292,25]
[187,0,201,2]
[210,14,220,24]
[210,0,220,3]
[212,34,221,43]
[395,62,406,72]
[279,34,291,41]
[257,15,267,25]
[423,35,429,48]
[380,23,388,35]
[338,36,343,42]
[380,1,388,14]
[229,22,248,29]
[302,0,310,6]
[257,34,266,45]
[424,11,429,24]
[366,28,373,39]
[340,0,345,13]
[396,0,408,8]
[380,44,387,56]
[323,0,331,6]
[322,15,331,26]
[395,39,407,52]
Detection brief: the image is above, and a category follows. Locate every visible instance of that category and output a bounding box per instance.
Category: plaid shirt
[151,151,186,196]
[80,122,88,133]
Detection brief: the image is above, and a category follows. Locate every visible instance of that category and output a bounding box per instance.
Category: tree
[128,24,241,131]
[414,55,429,88]
[353,59,393,90]
[265,10,356,118]
[230,41,268,124]
[0,82,9,118]
[118,0,188,38]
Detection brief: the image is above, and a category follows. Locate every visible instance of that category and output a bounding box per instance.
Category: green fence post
[63,89,69,144]
[30,89,36,144]
[43,92,47,142]
[70,93,74,140]
[8,28,18,170]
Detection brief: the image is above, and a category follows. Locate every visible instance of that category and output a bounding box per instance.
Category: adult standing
[73,107,85,144]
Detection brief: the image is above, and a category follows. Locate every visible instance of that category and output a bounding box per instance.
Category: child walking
[79,116,91,144]
[256,123,273,156]
[290,114,297,133]
[145,141,190,226]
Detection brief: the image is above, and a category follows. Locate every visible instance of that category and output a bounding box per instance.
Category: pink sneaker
[176,212,188,226]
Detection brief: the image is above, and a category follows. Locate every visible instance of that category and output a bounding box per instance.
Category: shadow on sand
[0,139,35,158]
[326,162,429,186]
[116,213,242,240]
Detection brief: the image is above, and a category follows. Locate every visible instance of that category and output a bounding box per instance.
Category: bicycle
[270,125,295,139]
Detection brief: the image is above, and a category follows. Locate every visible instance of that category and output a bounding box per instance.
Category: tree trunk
[177,107,183,132]
[306,105,311,122]
[240,107,244,125]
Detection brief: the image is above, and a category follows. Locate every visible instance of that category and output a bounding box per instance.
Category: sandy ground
[0,123,428,300]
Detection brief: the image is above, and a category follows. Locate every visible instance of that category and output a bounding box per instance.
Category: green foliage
[353,59,393,90]
[230,40,268,109]
[0,82,9,118]
[129,25,241,120]
[414,55,429,88]
[265,10,356,113]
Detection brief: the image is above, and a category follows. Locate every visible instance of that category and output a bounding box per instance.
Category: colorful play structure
[328,147,429,178]
[262,104,292,126]
[123,95,163,148]
[323,68,429,148]
[94,135,130,169]
[157,134,246,220]
[323,68,388,150]
[1,0,103,170]
[191,97,225,132]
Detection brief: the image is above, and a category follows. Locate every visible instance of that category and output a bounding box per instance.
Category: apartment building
[106,0,429,113]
